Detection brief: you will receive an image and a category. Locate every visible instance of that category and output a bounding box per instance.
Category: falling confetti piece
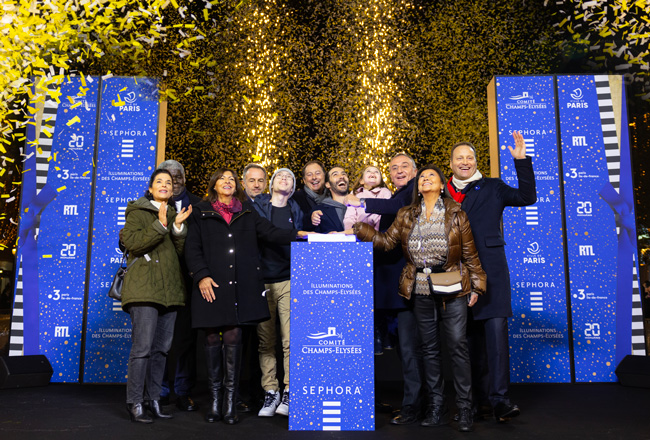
[66,116,81,126]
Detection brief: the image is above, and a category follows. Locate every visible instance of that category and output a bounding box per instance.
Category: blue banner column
[36,76,100,381]
[82,77,161,383]
[490,75,572,383]
[557,74,634,380]
[289,242,374,431]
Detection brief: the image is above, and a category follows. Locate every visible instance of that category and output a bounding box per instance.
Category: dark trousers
[469,316,511,407]
[162,302,197,397]
[127,305,176,404]
[413,295,472,409]
[396,308,425,409]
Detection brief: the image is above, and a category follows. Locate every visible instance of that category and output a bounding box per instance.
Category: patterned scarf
[212,198,242,224]
[409,198,447,295]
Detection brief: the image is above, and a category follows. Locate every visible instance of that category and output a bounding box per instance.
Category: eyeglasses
[276,173,293,180]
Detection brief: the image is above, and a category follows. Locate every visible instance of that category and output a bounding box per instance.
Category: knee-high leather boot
[204,345,223,423]
[222,343,242,424]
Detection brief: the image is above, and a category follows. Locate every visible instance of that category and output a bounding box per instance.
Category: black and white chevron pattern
[595,75,620,192]
[631,254,645,355]
[595,74,645,355]
[8,94,58,356]
[8,262,24,356]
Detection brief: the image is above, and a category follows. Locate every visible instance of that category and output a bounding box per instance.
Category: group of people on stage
[119,131,537,433]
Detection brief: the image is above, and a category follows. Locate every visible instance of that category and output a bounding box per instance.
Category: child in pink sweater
[343,165,392,231]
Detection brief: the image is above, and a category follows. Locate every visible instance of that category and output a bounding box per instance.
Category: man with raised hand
[446,131,536,423]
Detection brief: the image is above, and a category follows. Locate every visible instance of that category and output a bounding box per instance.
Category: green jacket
[120,196,187,311]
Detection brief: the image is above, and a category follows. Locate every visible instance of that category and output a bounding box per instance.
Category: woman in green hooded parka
[120,169,192,423]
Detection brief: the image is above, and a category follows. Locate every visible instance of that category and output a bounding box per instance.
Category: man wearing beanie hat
[250,168,303,417]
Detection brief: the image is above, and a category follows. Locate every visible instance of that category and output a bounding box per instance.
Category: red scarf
[211,198,242,224]
[446,179,466,203]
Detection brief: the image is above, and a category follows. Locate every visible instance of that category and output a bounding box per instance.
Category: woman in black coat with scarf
[184,168,309,425]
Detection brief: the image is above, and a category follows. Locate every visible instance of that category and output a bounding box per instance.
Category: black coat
[177,191,202,303]
[291,189,318,222]
[364,178,415,310]
[184,200,298,328]
[459,157,536,319]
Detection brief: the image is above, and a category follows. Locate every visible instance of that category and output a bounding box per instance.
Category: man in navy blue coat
[309,166,349,233]
[346,153,424,425]
[446,131,536,422]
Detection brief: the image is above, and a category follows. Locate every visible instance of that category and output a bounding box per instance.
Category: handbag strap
[120,252,139,271]
[124,256,139,271]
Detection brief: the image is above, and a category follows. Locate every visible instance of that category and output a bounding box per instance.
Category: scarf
[173,188,191,212]
[320,196,347,224]
[447,170,483,203]
[212,198,242,224]
[305,186,328,205]
[452,170,483,191]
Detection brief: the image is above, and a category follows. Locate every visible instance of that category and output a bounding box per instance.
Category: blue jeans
[127,305,176,404]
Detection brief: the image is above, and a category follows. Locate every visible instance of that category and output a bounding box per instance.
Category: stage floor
[0,381,648,440]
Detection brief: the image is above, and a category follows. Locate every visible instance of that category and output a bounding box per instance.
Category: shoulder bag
[108,255,139,301]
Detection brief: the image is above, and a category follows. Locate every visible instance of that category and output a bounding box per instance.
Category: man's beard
[331,183,349,197]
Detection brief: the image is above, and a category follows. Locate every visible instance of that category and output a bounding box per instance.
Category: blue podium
[289,241,374,431]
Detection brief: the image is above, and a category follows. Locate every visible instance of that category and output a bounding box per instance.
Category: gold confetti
[66,116,81,126]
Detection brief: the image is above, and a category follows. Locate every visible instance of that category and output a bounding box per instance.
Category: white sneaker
[275,388,289,416]
[258,390,280,417]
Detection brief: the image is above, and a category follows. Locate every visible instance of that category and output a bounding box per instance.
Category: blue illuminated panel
[37,77,100,382]
[494,76,571,383]
[290,242,374,431]
[83,77,160,383]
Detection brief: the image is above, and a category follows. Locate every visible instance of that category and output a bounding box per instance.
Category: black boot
[457,407,474,432]
[146,400,173,419]
[205,345,224,423]
[421,401,449,427]
[127,402,153,424]
[223,343,242,425]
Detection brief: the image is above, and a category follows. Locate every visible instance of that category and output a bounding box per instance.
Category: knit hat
[269,168,296,198]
